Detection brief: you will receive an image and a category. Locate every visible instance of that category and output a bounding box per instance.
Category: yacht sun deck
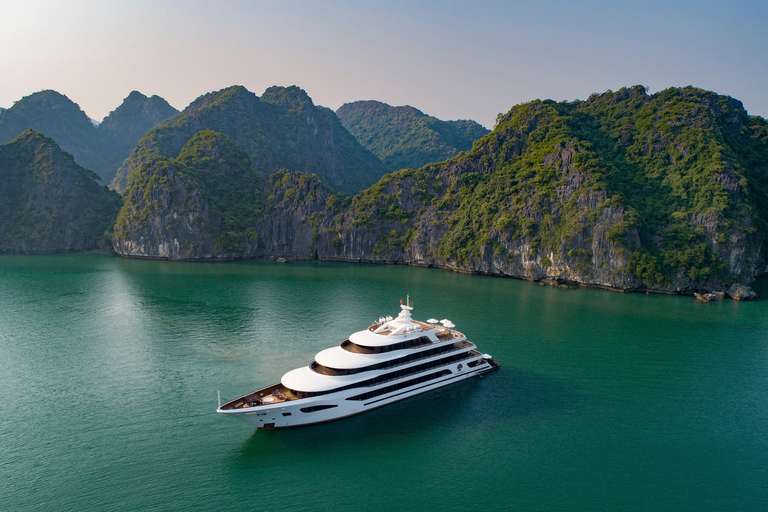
[220,384,297,410]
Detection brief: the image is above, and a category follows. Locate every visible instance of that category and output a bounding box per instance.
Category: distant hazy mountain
[98,91,179,177]
[112,85,385,195]
[0,90,108,175]
[0,90,178,182]
[0,131,121,252]
[336,100,490,171]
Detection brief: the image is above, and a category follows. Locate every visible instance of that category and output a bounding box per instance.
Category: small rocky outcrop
[694,291,727,302]
[726,283,758,301]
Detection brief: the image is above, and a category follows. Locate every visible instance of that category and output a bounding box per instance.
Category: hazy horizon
[2,0,766,128]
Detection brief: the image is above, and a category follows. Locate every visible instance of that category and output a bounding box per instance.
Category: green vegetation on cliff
[174,130,267,251]
[343,86,768,290]
[337,100,489,171]
[114,130,269,255]
[98,91,179,177]
[0,131,122,252]
[0,91,107,176]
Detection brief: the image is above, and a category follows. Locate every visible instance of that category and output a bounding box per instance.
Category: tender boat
[217,298,498,429]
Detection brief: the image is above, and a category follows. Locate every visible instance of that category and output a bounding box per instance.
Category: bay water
[0,254,766,511]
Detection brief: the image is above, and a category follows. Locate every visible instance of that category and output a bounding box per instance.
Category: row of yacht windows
[340,336,433,354]
[310,342,458,376]
[290,351,474,399]
[345,369,452,401]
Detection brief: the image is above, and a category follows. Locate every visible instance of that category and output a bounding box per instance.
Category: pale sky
[1,0,766,128]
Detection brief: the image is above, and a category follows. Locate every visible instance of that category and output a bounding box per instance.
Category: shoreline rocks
[726,283,758,301]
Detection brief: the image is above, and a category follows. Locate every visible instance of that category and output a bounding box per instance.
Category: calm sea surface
[0,253,766,511]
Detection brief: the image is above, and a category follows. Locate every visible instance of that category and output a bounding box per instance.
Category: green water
[0,254,766,511]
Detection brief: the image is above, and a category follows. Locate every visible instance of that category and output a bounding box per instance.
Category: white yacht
[217,298,499,429]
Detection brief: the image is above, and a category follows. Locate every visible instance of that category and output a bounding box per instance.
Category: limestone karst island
[1,85,765,299]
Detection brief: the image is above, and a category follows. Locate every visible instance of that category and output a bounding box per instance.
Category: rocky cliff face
[113,86,768,296]
[254,144,641,293]
[113,130,264,259]
[252,171,334,260]
[0,131,122,253]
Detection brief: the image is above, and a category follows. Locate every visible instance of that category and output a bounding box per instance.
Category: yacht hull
[218,361,493,429]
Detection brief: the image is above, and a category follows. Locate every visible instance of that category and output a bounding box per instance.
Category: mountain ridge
[0,89,178,182]
[336,100,490,171]
[111,85,387,195]
[2,84,766,297]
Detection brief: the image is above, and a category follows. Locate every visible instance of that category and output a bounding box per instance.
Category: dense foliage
[336,100,490,171]
[108,84,768,292]
[0,91,107,176]
[113,86,386,195]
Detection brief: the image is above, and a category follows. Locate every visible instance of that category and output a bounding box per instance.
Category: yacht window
[300,404,339,413]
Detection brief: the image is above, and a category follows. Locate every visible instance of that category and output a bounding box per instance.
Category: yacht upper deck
[351,301,460,347]
[317,330,465,369]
